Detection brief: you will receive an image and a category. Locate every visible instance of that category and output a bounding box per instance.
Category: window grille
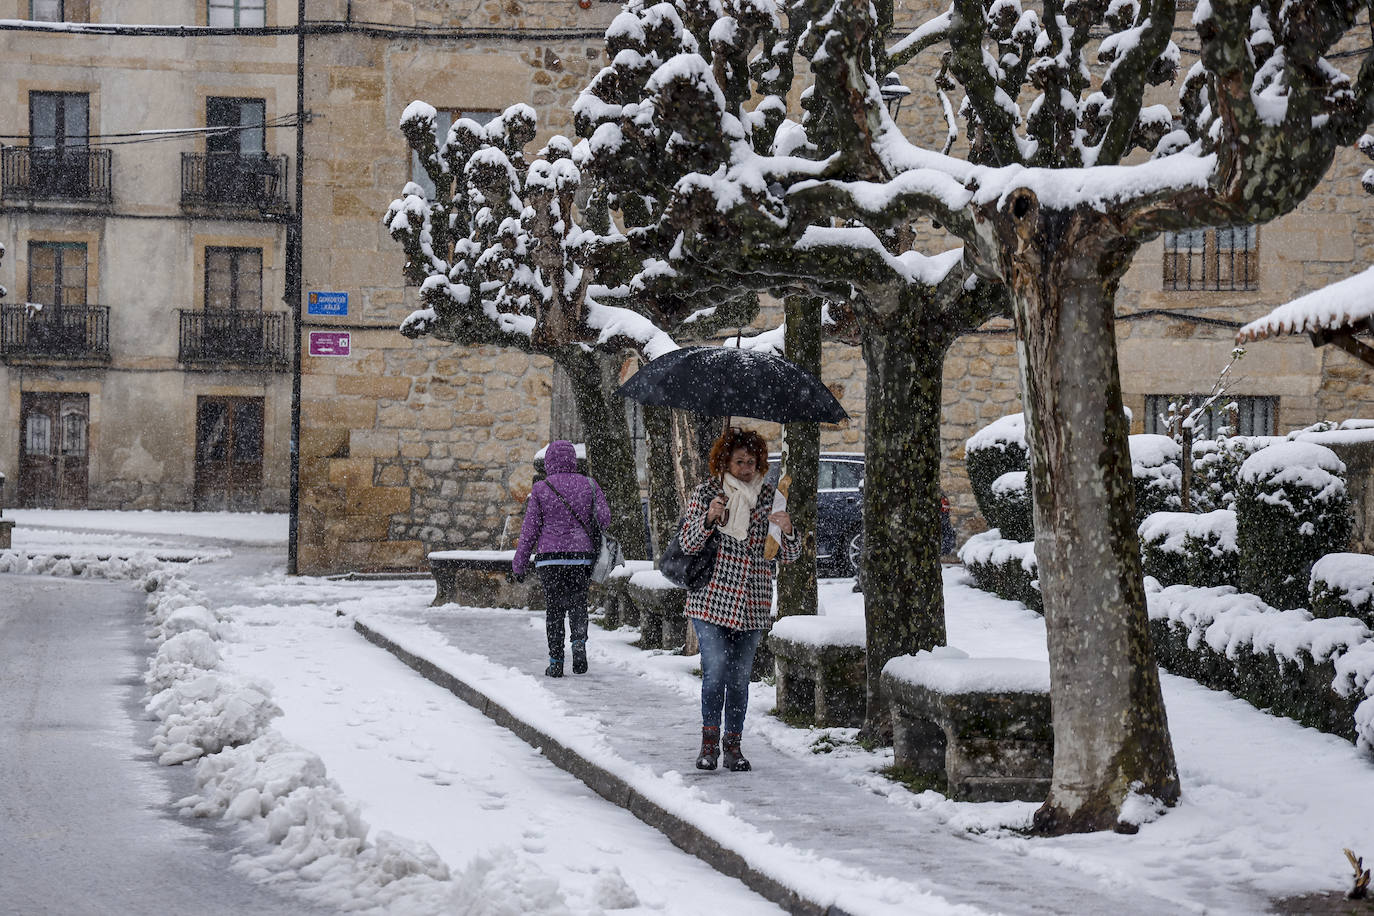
[1162,225,1258,291]
[1145,394,1277,438]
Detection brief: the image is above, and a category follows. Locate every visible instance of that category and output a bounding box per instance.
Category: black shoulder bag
[659,504,720,592]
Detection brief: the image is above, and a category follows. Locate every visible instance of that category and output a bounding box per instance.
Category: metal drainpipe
[287,0,306,574]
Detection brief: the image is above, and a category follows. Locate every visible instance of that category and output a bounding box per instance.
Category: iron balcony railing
[180,153,289,213]
[178,309,289,367]
[1,147,112,203]
[0,304,110,360]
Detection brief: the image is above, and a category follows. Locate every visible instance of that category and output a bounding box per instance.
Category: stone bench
[626,570,688,650]
[881,649,1052,803]
[768,615,867,728]
[427,549,539,609]
[600,561,653,628]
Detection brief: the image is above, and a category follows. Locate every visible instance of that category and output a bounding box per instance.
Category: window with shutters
[1162,225,1258,291]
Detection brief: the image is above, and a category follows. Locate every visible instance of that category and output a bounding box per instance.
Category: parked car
[765,452,957,578]
[764,452,865,576]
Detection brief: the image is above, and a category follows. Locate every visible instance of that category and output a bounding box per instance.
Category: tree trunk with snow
[643,404,682,558]
[994,193,1180,834]
[859,299,950,736]
[560,348,648,560]
[776,295,821,618]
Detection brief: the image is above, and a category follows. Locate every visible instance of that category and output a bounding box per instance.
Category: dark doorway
[194,396,264,511]
[27,241,89,355]
[205,97,267,204]
[19,392,89,508]
[29,91,90,198]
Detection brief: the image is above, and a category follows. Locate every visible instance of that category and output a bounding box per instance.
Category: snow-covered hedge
[1236,441,1350,610]
[1138,510,1238,589]
[1130,434,1182,523]
[986,471,1033,542]
[965,413,1032,541]
[1310,553,1374,628]
[957,530,1041,614]
[1190,435,1285,512]
[1147,581,1374,749]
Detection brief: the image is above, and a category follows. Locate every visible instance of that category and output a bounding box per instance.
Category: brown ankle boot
[722,732,751,771]
[696,726,720,770]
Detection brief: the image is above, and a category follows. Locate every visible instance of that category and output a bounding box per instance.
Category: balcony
[180,153,289,218]
[1,147,112,204]
[0,304,110,363]
[179,309,289,369]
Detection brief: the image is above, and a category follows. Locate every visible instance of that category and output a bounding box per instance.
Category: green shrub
[1309,553,1374,628]
[965,413,1030,537]
[1191,435,1284,512]
[1139,509,1238,588]
[1147,582,1368,741]
[1129,434,1181,525]
[986,471,1034,543]
[958,531,1042,614]
[1236,441,1351,610]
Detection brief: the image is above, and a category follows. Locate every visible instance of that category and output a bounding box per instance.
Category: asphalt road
[0,573,318,916]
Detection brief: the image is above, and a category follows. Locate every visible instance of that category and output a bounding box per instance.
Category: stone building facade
[5,3,1372,572]
[0,1,296,513]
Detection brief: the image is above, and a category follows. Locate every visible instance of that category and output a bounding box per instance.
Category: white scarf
[719,472,764,542]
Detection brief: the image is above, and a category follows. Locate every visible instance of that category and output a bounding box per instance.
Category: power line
[0,18,607,41]
[0,115,306,148]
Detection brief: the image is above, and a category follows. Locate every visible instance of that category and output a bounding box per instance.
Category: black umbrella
[614,345,848,424]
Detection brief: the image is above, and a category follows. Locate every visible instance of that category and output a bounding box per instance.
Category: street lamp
[879,72,912,119]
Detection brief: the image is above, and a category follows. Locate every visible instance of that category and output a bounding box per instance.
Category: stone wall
[293,4,1374,573]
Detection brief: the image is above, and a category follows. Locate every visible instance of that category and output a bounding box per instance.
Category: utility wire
[0,18,607,40]
[0,115,305,148]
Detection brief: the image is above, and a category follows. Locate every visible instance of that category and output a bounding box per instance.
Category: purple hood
[512,441,612,576]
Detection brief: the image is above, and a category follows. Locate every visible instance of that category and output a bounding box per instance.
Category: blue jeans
[692,618,765,734]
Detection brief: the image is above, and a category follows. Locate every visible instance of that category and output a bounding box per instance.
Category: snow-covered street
[3,510,1373,914]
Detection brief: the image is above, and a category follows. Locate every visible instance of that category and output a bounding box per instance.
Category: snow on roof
[1236,265,1374,343]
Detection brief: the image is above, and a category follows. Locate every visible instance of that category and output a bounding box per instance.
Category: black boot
[571,640,588,675]
[545,657,564,678]
[695,726,720,770]
[722,732,751,771]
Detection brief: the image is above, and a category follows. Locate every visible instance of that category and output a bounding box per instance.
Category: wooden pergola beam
[1310,326,1374,368]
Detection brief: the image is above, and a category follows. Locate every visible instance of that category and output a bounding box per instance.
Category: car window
[815,460,834,489]
[830,461,863,489]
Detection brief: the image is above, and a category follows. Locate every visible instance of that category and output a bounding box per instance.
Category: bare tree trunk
[1000,196,1181,834]
[777,294,820,617]
[859,306,949,738]
[1179,419,1194,513]
[643,404,681,559]
[560,348,649,560]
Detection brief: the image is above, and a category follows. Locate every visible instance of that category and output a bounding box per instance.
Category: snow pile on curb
[0,549,167,579]
[139,570,460,911]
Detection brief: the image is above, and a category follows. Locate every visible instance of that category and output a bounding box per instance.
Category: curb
[354,618,853,916]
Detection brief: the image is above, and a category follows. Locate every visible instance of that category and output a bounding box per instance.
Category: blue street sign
[307,291,348,316]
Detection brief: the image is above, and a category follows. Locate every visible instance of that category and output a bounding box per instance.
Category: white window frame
[208,0,266,27]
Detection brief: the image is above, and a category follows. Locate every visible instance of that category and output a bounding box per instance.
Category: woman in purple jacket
[512,440,612,678]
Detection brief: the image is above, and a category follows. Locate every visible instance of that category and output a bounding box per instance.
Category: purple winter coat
[512,440,612,577]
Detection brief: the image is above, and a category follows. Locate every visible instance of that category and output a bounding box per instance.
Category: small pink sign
[308,330,351,357]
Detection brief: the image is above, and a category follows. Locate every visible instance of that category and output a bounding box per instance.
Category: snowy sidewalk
[122,529,1372,915]
[353,601,1174,916]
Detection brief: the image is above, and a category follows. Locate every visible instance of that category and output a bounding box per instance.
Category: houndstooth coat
[679,478,802,631]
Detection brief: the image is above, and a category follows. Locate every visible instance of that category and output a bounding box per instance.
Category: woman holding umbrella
[678,427,801,771]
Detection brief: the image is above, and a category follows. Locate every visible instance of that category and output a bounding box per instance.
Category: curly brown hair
[708,427,770,478]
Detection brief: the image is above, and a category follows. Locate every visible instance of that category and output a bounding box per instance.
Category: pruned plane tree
[574,0,1374,834]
